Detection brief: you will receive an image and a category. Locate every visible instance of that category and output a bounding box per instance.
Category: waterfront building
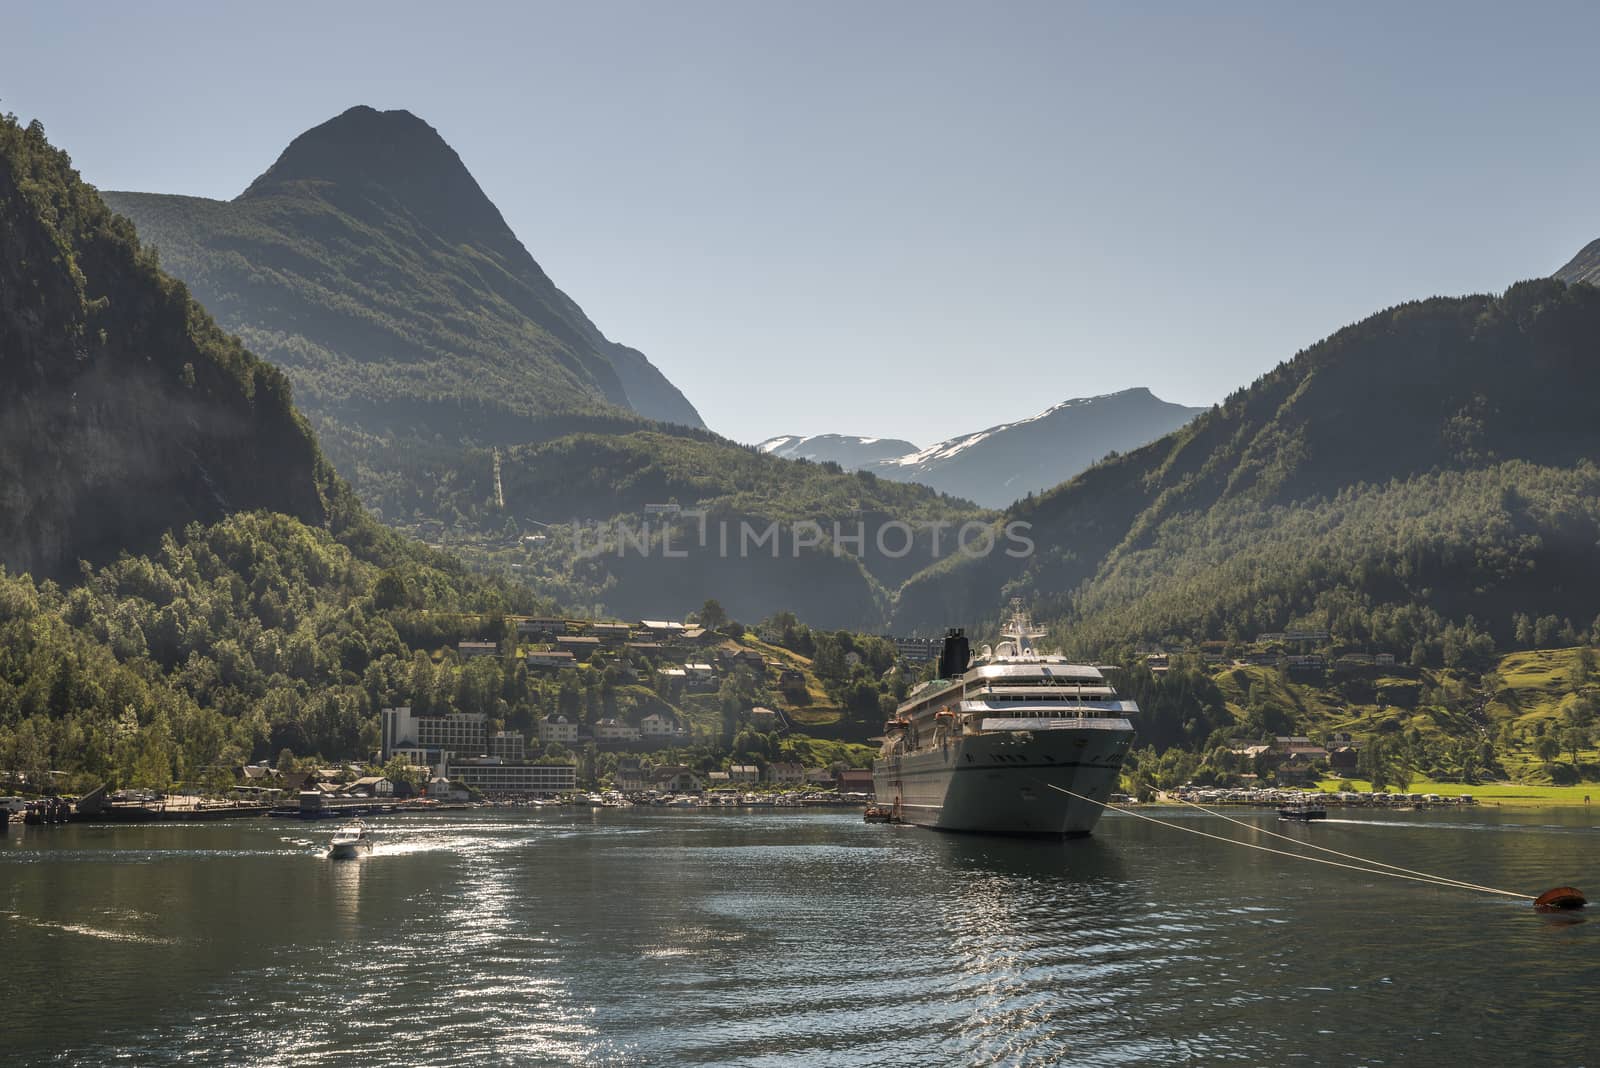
[837,769,874,795]
[764,761,804,786]
[446,758,576,796]
[614,757,648,792]
[729,765,760,783]
[651,765,702,793]
[341,776,394,797]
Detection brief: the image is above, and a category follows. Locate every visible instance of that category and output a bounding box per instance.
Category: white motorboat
[328,820,374,859]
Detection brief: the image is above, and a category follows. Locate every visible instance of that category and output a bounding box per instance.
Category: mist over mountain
[760,389,1204,508]
[0,115,329,578]
[103,106,703,516]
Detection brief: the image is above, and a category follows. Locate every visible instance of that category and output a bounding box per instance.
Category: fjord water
[3,808,1596,1066]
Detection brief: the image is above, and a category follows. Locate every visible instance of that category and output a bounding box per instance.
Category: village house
[639,712,684,740]
[683,662,717,690]
[764,761,804,786]
[638,620,687,641]
[556,635,602,661]
[652,765,703,793]
[614,757,648,792]
[729,764,761,784]
[804,767,835,787]
[589,622,632,644]
[595,718,642,744]
[748,706,779,730]
[836,769,875,795]
[340,776,395,798]
[526,649,577,671]
[457,640,499,660]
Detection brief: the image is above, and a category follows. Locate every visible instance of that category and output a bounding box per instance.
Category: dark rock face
[0,119,326,579]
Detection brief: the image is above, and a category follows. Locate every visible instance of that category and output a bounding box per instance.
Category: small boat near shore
[1278,802,1327,821]
[328,820,374,859]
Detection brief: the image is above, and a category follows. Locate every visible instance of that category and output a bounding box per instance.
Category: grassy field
[1316,777,1599,807]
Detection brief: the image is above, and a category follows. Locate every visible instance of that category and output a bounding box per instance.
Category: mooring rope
[1036,781,1533,901]
[1168,795,1533,899]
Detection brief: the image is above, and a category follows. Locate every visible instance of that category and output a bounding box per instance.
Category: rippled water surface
[3,806,1597,1065]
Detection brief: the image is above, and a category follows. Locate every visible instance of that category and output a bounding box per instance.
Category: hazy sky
[6,1,1598,445]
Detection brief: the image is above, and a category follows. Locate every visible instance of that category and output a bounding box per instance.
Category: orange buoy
[1533,886,1587,912]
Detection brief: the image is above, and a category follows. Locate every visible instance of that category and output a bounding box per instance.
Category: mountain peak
[1555,237,1600,287]
[239,106,511,242]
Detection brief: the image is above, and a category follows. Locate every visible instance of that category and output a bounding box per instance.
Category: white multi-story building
[539,715,579,745]
[729,764,761,783]
[489,731,526,761]
[381,707,487,761]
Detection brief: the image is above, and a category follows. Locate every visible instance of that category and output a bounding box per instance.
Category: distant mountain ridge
[759,388,1204,507]
[103,106,703,516]
[758,433,922,468]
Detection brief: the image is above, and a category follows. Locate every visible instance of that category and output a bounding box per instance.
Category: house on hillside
[595,718,641,744]
[557,636,601,661]
[458,640,499,660]
[640,712,684,740]
[539,716,579,745]
[590,622,632,644]
[527,649,577,671]
[748,706,779,730]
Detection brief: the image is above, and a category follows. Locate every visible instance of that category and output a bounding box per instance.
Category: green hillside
[896,280,1600,660]
[0,112,330,579]
[435,431,988,628]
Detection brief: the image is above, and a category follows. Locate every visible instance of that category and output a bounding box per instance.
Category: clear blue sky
[6,1,1598,445]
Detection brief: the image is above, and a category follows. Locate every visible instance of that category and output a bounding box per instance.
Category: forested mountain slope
[0,114,329,579]
[895,280,1600,657]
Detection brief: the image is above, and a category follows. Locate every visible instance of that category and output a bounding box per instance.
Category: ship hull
[872,722,1131,836]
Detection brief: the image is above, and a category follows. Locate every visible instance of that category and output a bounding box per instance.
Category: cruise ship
[872,608,1136,836]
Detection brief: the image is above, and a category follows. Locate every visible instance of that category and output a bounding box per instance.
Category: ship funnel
[938,628,970,679]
